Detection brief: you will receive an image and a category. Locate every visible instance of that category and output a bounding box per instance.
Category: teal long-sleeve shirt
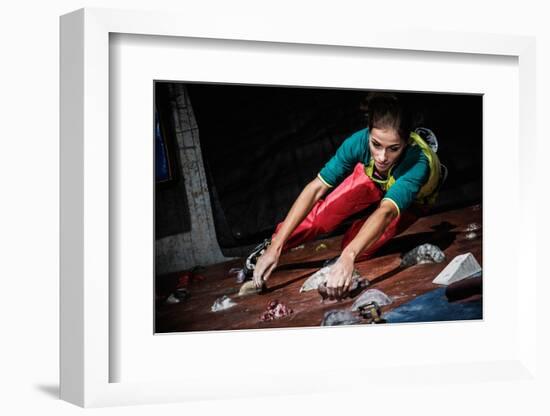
[318,128,432,215]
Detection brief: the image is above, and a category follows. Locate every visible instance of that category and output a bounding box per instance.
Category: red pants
[274,163,419,261]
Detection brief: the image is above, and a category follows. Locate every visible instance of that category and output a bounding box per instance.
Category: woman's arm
[253,177,330,288]
[326,199,399,299]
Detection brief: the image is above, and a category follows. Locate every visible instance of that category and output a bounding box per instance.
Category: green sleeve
[384,151,430,213]
[318,129,368,187]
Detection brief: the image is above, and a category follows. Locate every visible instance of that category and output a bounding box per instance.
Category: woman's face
[369,127,407,174]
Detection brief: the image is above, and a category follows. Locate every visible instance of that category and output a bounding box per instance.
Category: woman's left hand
[326,255,355,300]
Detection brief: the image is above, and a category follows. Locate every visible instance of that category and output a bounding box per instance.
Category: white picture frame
[60,7,540,408]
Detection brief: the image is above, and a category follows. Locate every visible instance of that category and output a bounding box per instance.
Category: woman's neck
[373,167,388,179]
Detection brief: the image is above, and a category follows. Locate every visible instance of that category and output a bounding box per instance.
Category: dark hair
[360,92,413,141]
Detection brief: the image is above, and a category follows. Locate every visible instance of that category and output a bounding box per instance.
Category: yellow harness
[364,132,442,206]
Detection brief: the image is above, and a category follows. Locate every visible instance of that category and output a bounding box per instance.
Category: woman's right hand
[253,244,281,289]
[251,177,329,290]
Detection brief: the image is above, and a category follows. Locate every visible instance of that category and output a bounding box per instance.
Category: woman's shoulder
[344,128,370,150]
[338,127,369,152]
[346,127,369,142]
[352,128,370,156]
[395,144,427,174]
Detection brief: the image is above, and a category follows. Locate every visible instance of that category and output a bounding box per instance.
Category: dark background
[156,83,482,255]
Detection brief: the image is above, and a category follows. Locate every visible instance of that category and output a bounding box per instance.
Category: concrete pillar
[155,84,229,274]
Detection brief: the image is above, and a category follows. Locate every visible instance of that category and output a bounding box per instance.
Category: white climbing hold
[211,295,237,312]
[238,280,261,296]
[400,243,445,267]
[300,264,364,292]
[351,289,393,311]
[432,252,482,285]
[165,294,180,304]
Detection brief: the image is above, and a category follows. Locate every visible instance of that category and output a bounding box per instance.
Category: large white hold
[300,264,364,293]
[432,252,482,285]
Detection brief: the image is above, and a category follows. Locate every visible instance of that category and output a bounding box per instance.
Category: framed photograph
[60,7,538,408]
[153,82,484,333]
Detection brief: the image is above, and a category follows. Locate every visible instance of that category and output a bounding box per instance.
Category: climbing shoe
[243,238,271,278]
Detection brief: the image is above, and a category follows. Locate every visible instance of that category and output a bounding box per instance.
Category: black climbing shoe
[243,238,271,278]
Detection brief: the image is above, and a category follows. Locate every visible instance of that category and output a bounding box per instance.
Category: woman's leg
[273,163,384,251]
